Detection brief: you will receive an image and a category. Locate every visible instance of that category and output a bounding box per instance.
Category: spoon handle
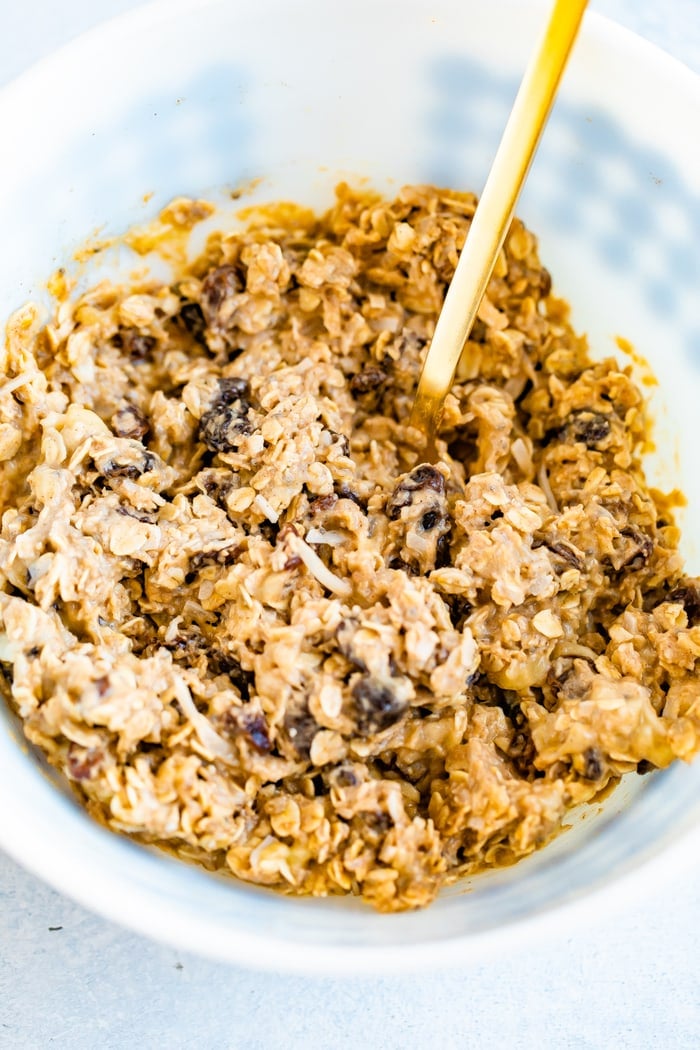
[410,0,588,447]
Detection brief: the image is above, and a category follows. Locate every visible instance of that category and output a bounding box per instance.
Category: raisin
[283,707,318,759]
[539,268,552,298]
[200,265,243,331]
[350,366,387,395]
[350,676,407,734]
[359,811,392,843]
[436,531,452,568]
[178,301,206,341]
[207,651,254,700]
[189,545,241,571]
[336,619,368,671]
[582,747,604,781]
[199,378,253,452]
[637,759,657,776]
[547,540,584,571]
[199,472,232,508]
[547,656,595,703]
[329,432,351,456]
[112,404,150,441]
[509,729,537,778]
[444,594,472,629]
[66,745,103,782]
[618,526,653,570]
[420,509,441,531]
[560,411,612,448]
[101,451,157,479]
[334,482,367,511]
[666,582,700,624]
[329,764,359,788]
[104,462,140,480]
[218,377,250,401]
[387,556,419,575]
[168,627,206,661]
[309,494,338,515]
[120,329,156,362]
[386,464,445,520]
[240,712,272,753]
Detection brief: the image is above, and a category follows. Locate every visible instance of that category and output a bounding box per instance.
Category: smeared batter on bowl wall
[1,184,699,912]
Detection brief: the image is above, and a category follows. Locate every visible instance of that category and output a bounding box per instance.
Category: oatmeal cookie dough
[1,183,699,911]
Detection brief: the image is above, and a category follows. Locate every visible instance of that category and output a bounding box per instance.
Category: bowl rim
[1,0,700,974]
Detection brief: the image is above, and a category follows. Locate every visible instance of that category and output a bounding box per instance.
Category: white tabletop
[1,2,700,1047]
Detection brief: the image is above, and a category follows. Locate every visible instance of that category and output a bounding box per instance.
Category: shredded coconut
[289,535,353,597]
[171,677,237,764]
[304,527,348,547]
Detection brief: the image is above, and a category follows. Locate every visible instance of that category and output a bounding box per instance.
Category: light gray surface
[1,1,700,1047]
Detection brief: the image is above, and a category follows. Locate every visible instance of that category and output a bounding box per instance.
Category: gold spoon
[409,0,588,455]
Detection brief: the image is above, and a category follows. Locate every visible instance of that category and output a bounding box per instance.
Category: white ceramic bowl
[1,0,700,974]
